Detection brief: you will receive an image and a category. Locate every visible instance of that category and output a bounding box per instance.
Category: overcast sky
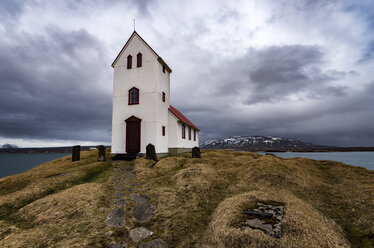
[0,0,373,147]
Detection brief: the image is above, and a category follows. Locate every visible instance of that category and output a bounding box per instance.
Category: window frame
[162,126,165,136]
[162,92,165,102]
[193,129,196,141]
[127,55,132,69]
[137,53,142,67]
[182,124,185,139]
[188,126,191,140]
[128,87,139,105]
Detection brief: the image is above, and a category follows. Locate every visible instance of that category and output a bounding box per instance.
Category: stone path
[105,161,167,248]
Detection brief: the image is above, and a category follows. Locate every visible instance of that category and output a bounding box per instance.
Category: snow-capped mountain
[1,144,18,149]
[200,136,329,150]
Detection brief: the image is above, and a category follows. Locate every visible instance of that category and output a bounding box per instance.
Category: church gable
[112,31,172,73]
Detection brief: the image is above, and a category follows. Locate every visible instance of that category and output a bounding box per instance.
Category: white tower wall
[111,34,170,154]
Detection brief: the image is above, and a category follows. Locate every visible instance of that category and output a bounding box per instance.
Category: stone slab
[114,198,127,208]
[109,242,126,248]
[128,227,153,242]
[130,194,148,204]
[114,190,125,198]
[132,204,155,223]
[139,238,167,248]
[105,208,125,227]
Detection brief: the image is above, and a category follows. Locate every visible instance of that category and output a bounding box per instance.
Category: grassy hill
[0,150,373,247]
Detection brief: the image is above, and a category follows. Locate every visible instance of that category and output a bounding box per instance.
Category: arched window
[188,126,191,140]
[137,53,142,67]
[128,87,139,105]
[127,55,132,69]
[182,124,185,139]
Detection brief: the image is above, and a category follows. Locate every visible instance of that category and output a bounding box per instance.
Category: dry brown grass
[133,150,374,248]
[0,150,113,248]
[0,149,373,247]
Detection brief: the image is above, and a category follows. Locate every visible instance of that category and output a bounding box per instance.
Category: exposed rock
[125,172,136,181]
[130,194,148,204]
[114,190,125,198]
[114,179,126,190]
[192,146,201,158]
[146,143,158,161]
[114,198,127,208]
[128,227,153,242]
[130,181,142,186]
[244,219,273,233]
[133,204,156,223]
[139,238,167,248]
[105,208,125,227]
[241,202,284,238]
[109,242,126,248]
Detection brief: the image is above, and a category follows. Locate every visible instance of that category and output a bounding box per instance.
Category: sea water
[260,151,374,170]
[0,153,70,178]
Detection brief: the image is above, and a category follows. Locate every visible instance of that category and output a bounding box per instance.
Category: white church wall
[175,121,199,148]
[167,113,178,148]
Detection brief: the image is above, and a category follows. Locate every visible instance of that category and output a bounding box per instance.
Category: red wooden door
[125,116,141,153]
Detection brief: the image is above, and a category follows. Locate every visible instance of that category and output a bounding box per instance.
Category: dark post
[146,143,158,161]
[192,146,201,158]
[72,145,80,162]
[97,145,106,162]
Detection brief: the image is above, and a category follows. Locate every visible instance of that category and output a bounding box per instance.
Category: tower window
[128,87,139,105]
[127,55,132,69]
[162,126,165,136]
[137,53,142,67]
[182,124,185,139]
[194,129,196,141]
[162,92,165,102]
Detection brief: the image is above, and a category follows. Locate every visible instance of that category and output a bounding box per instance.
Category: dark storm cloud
[0,27,112,142]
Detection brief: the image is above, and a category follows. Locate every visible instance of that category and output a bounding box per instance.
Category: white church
[111,31,200,157]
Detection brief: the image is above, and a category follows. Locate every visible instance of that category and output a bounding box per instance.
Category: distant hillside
[200,136,331,150]
[1,144,18,149]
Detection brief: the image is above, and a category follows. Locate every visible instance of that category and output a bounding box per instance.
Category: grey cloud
[0,0,28,19]
[171,44,370,146]
[0,27,112,142]
[191,45,349,105]
[127,0,154,16]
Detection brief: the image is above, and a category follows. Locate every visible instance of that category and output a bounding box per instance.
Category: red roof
[169,105,200,131]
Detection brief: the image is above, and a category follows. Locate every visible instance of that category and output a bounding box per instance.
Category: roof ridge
[169,105,200,131]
